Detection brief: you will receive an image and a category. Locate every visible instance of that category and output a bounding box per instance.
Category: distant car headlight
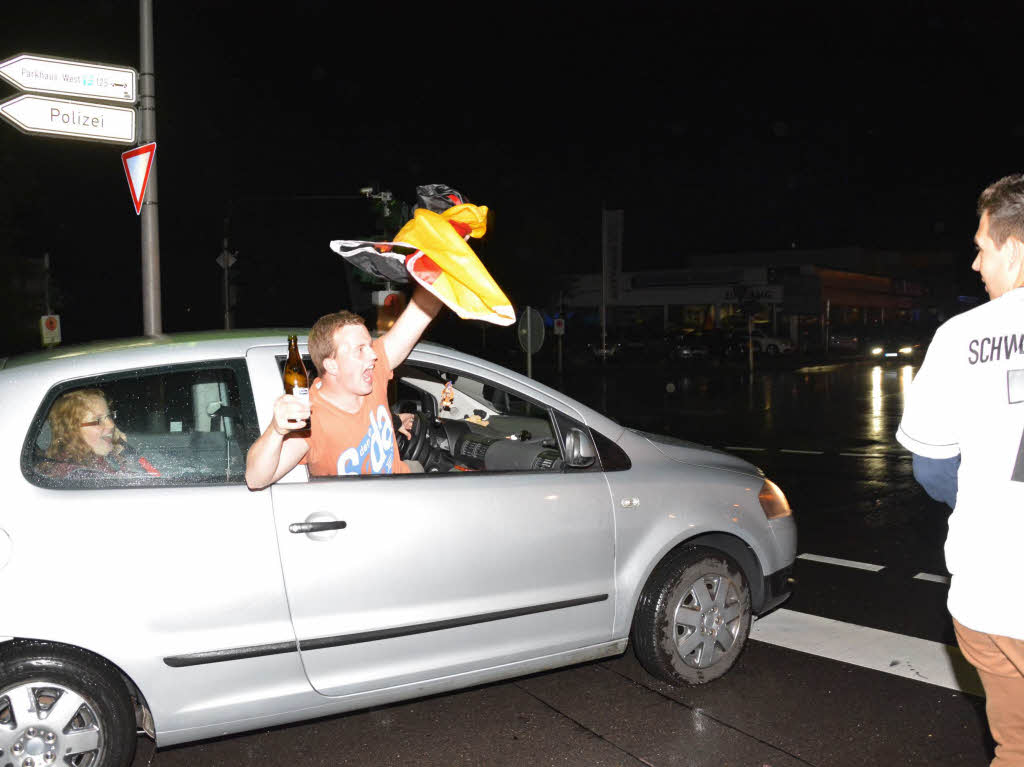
[758,479,792,519]
[871,347,883,355]
[899,346,913,355]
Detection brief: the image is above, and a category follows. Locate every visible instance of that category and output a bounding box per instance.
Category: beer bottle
[283,335,309,405]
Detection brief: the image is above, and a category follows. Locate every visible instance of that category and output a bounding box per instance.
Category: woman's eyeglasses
[81,411,117,428]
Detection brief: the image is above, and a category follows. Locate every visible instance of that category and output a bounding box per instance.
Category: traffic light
[372,289,405,333]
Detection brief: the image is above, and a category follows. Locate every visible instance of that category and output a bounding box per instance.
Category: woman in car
[35,389,159,481]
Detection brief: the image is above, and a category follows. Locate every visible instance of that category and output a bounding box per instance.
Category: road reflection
[568,360,921,452]
[871,366,883,436]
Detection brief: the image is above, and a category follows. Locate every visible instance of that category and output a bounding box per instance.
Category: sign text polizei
[0,93,135,144]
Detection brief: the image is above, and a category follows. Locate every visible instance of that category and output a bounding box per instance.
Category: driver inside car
[245,287,441,488]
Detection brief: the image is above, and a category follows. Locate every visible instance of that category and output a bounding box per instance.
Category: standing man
[245,286,441,488]
[897,174,1024,766]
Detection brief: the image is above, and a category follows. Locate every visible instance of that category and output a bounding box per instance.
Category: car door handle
[620,497,640,508]
[289,520,347,534]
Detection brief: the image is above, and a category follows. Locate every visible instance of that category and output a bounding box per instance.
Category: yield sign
[121,142,156,215]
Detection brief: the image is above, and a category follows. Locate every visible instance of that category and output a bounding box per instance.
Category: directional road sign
[0,53,136,103]
[0,93,135,144]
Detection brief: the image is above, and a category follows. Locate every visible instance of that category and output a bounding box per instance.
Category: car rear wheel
[0,643,137,767]
[631,546,751,685]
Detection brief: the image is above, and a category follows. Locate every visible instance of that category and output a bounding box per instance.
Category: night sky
[0,3,1017,349]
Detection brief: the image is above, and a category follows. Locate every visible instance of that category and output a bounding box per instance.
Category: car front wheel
[0,642,137,767]
[631,546,751,685]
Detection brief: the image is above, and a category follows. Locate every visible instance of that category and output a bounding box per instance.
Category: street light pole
[139,0,162,335]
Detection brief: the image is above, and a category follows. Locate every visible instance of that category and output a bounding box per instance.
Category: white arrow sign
[0,93,135,144]
[0,53,136,103]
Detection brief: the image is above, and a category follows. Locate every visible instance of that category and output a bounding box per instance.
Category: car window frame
[402,360,628,475]
[21,358,261,490]
[304,358,612,483]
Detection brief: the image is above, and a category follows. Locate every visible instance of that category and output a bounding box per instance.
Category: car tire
[0,642,137,767]
[766,344,779,355]
[631,546,751,686]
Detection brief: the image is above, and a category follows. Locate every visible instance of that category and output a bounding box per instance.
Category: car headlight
[758,478,792,519]
[899,346,913,355]
[871,347,883,355]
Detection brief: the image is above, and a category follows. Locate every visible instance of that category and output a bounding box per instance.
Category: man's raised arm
[380,286,443,370]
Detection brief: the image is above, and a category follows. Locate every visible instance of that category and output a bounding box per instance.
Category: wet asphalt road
[133,357,993,767]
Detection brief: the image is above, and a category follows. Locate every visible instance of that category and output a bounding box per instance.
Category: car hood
[630,429,763,477]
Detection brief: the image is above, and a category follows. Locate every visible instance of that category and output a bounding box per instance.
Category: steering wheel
[397,411,431,464]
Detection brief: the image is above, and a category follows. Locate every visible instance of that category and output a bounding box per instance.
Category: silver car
[0,331,796,767]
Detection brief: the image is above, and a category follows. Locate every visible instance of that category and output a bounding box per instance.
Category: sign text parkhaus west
[0,53,138,144]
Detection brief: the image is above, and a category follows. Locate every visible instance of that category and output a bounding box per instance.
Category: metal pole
[43,252,51,315]
[824,298,831,354]
[139,0,161,335]
[600,213,607,360]
[222,237,232,330]
[557,291,564,377]
[526,308,533,379]
[747,313,754,375]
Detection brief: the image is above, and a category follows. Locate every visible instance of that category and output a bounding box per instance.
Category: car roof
[1,329,310,370]
[0,328,625,450]
[1,329,474,369]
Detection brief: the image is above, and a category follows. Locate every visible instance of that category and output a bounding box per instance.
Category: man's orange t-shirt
[301,339,409,476]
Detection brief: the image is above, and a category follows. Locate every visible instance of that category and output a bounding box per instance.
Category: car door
[17,358,303,732]
[248,345,616,697]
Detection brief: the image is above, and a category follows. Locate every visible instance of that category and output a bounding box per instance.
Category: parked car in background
[668,332,711,361]
[0,331,796,766]
[587,339,622,361]
[827,329,860,353]
[747,329,793,355]
[723,331,753,358]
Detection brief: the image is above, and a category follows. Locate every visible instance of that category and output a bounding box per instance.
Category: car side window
[24,360,259,489]
[333,362,566,476]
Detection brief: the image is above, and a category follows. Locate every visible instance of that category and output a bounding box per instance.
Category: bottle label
[292,386,310,405]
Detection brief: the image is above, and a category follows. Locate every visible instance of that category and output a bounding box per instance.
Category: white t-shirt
[896,286,1024,639]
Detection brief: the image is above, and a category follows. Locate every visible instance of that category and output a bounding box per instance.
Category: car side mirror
[564,427,597,468]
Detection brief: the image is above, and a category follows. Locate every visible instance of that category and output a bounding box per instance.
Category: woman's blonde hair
[45,389,109,465]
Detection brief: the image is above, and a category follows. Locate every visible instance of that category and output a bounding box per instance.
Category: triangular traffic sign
[121,142,156,215]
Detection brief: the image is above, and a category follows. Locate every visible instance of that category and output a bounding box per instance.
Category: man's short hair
[308,310,366,372]
[978,174,1024,248]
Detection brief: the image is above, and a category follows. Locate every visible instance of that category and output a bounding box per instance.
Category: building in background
[564,247,964,351]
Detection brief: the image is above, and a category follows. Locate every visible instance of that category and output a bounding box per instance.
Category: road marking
[720,446,911,459]
[750,608,983,696]
[797,553,885,571]
[793,364,847,374]
[913,572,951,584]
